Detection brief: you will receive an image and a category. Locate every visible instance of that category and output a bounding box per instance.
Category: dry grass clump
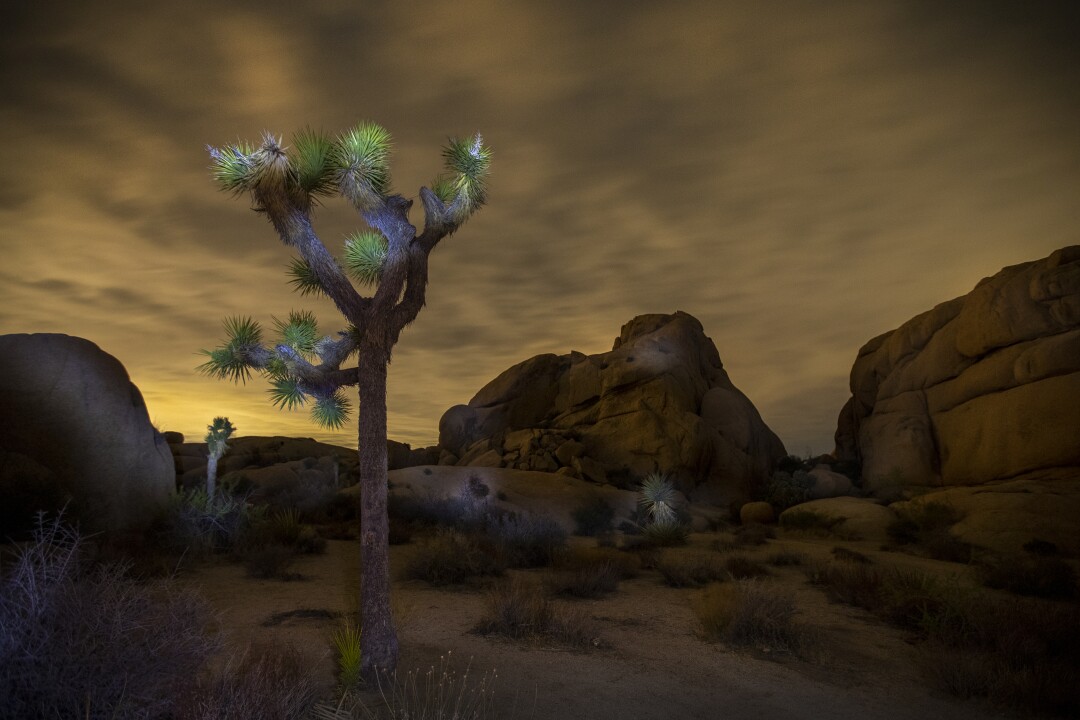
[885,501,972,562]
[474,578,597,648]
[975,553,1077,600]
[723,554,771,579]
[693,579,806,653]
[401,529,505,586]
[654,550,729,587]
[487,513,567,568]
[733,523,774,546]
[312,654,496,720]
[570,495,616,537]
[546,560,622,598]
[831,546,872,564]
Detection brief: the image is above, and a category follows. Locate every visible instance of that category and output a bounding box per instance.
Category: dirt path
[182,539,1001,720]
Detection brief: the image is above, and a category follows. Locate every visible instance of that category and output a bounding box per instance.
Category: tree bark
[356,342,398,680]
[206,453,218,496]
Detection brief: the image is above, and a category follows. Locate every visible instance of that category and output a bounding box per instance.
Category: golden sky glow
[1,1,1078,454]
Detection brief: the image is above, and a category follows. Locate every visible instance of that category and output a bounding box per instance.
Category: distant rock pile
[436,312,786,506]
[0,334,174,538]
[833,246,1080,554]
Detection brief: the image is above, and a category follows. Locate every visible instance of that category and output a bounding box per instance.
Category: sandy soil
[181,532,1004,720]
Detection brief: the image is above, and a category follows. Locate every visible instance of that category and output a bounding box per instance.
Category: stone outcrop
[0,334,174,537]
[834,246,1080,491]
[169,435,435,491]
[436,312,786,506]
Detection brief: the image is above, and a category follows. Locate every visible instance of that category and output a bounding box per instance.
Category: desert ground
[181,528,1003,719]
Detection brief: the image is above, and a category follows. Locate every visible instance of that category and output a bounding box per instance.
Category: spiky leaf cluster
[291,127,336,196]
[205,416,236,456]
[343,230,388,286]
[639,472,678,525]
[207,141,257,194]
[333,122,392,211]
[273,310,319,355]
[435,133,492,222]
[197,316,263,384]
[286,257,326,297]
[312,391,352,430]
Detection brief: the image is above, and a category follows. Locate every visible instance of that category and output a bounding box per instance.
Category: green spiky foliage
[343,230,388,286]
[205,417,235,455]
[639,472,678,525]
[201,122,492,681]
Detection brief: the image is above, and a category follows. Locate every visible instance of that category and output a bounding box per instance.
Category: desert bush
[571,495,616,537]
[831,546,872,564]
[0,515,220,720]
[975,554,1077,599]
[486,513,566,568]
[654,551,729,587]
[886,501,971,562]
[158,487,263,558]
[402,530,505,586]
[733,523,774,546]
[724,554,770,579]
[546,560,622,598]
[766,550,807,567]
[642,519,690,547]
[474,578,596,648]
[557,546,641,580]
[694,579,805,653]
[764,470,814,510]
[805,560,884,609]
[1021,538,1060,557]
[179,643,319,720]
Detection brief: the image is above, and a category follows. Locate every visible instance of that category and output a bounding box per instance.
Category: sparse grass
[546,560,621,598]
[487,513,567,568]
[571,495,616,537]
[243,544,300,580]
[332,622,364,690]
[975,554,1077,600]
[312,653,496,720]
[654,551,729,587]
[474,578,597,648]
[401,530,505,586]
[556,545,641,579]
[694,579,806,653]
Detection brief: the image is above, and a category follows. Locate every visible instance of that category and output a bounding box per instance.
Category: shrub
[0,515,220,720]
[831,546,872,564]
[805,561,884,609]
[766,550,807,567]
[487,513,566,568]
[976,554,1077,599]
[724,554,770,579]
[557,546,641,580]
[474,578,596,648]
[764,470,814,510]
[158,488,262,558]
[546,561,621,598]
[886,501,971,562]
[571,495,616,537]
[180,643,319,720]
[733,523,774,547]
[654,551,728,587]
[402,530,505,586]
[642,520,690,547]
[694,579,804,652]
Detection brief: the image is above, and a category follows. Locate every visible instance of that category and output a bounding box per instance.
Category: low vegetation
[474,578,597,648]
[571,495,616,537]
[693,579,807,654]
[885,501,971,562]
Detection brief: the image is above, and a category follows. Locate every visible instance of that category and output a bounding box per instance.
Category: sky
[1,0,1078,456]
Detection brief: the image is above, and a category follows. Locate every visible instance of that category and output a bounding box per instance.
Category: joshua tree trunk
[206,454,218,496]
[356,343,397,678]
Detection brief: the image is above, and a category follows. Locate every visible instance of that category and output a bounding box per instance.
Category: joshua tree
[203,416,235,496]
[197,124,491,678]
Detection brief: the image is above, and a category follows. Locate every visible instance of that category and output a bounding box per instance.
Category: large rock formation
[0,334,175,537]
[833,246,1080,555]
[835,246,1080,489]
[436,312,786,507]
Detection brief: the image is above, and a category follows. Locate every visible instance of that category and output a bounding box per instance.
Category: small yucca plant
[204,416,236,496]
[332,622,363,690]
[637,473,689,546]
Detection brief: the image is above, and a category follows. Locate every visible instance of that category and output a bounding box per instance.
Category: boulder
[219,455,339,510]
[835,246,1080,492]
[780,497,897,545]
[436,312,786,506]
[739,501,775,525]
[0,334,174,536]
[807,465,853,500]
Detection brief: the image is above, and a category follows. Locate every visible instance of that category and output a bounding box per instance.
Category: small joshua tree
[639,473,689,546]
[204,416,235,496]
[198,123,490,679]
